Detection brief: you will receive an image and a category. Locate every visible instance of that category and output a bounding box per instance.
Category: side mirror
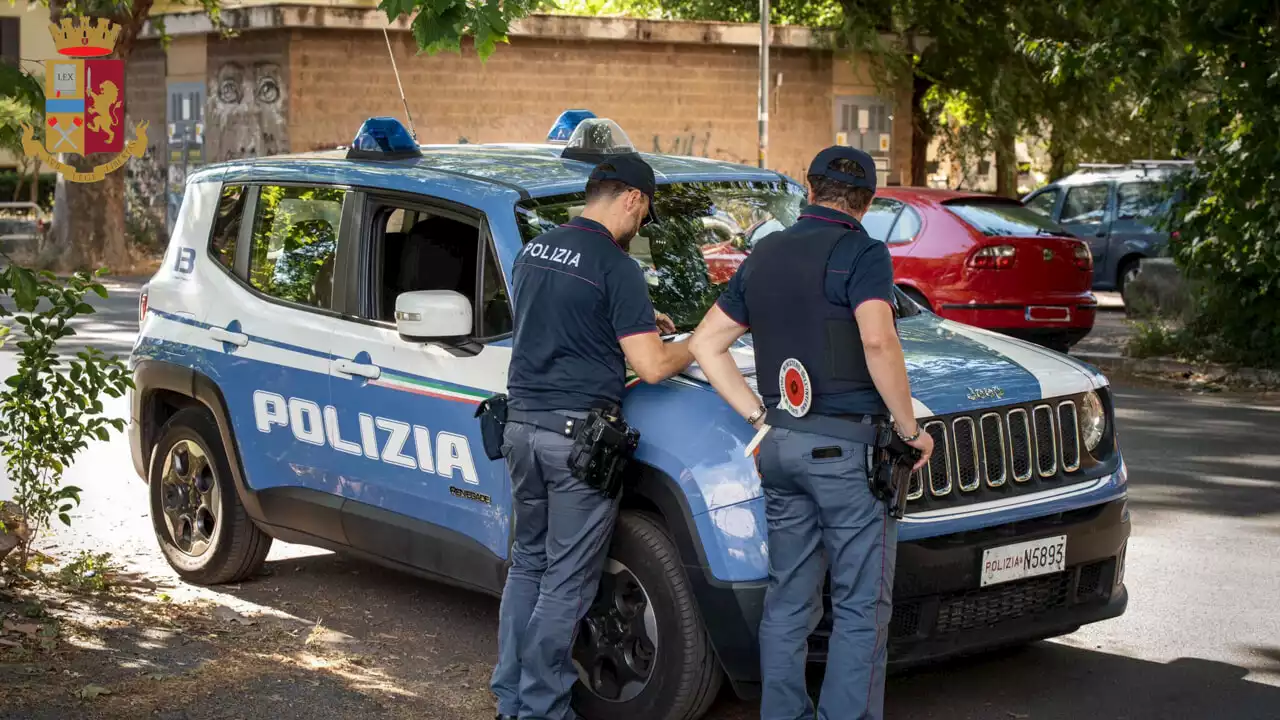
[395,290,473,342]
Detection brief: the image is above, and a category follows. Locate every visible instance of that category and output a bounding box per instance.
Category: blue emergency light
[547,110,597,143]
[346,117,421,160]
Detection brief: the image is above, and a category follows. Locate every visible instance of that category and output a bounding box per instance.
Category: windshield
[517,180,804,331]
[945,198,1073,237]
[516,181,923,331]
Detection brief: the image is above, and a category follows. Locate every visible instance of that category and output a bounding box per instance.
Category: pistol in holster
[868,421,922,520]
[568,404,640,500]
[474,393,510,461]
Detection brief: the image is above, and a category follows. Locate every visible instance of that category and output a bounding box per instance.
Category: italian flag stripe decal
[370,371,492,404]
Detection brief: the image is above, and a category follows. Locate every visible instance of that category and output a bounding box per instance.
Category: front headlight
[1081,391,1106,452]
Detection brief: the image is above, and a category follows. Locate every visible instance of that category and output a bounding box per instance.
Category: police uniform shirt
[716,204,896,416]
[507,216,658,412]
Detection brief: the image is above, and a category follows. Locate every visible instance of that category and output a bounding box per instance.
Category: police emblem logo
[778,358,812,418]
[18,17,150,184]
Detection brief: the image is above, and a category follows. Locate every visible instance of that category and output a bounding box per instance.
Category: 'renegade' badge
[778,358,811,418]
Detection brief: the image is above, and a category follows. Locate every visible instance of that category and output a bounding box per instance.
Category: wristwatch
[895,423,921,443]
[746,405,767,426]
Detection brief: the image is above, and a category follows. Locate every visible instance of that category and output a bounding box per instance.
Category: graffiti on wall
[651,128,753,168]
[207,60,288,162]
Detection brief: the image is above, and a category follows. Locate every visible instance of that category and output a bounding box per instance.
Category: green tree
[1036,0,1279,366]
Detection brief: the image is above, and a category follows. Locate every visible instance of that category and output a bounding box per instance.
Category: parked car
[129,114,1130,720]
[1021,161,1190,300]
[852,187,1096,353]
[0,202,49,254]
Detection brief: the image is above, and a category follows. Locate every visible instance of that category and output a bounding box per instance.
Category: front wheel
[572,511,723,720]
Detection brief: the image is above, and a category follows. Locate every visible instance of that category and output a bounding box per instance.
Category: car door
[1109,180,1171,285]
[199,176,352,544]
[325,191,515,595]
[1057,182,1114,286]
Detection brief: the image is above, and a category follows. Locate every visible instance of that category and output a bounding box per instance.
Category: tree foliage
[1035,0,1280,367]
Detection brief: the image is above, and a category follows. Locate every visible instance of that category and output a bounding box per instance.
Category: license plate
[980,535,1067,587]
[1026,305,1071,322]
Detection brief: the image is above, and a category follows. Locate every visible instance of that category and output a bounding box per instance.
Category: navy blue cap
[808,146,877,191]
[589,153,658,225]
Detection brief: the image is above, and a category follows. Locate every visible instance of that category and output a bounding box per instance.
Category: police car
[129,112,1130,720]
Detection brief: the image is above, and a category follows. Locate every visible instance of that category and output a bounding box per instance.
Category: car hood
[676,313,1107,418]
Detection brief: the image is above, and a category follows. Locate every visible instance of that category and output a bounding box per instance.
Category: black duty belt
[507,409,585,438]
[764,408,892,447]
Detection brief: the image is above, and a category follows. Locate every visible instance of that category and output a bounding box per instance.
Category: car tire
[148,407,273,585]
[572,511,724,720]
[900,286,932,312]
[1117,258,1141,303]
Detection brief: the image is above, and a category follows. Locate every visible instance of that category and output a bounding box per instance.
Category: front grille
[935,572,1072,634]
[808,559,1117,658]
[908,395,1089,509]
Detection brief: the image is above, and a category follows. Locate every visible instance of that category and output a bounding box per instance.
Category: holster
[567,404,640,499]
[868,423,921,519]
[473,394,510,461]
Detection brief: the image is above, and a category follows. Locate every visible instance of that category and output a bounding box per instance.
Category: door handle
[333,358,381,380]
[209,326,248,347]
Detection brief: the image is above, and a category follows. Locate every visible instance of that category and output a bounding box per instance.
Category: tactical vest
[744,229,876,416]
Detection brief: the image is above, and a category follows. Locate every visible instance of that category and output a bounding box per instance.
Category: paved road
[2,283,1278,719]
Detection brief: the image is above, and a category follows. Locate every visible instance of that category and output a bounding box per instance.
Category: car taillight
[139,289,149,324]
[968,245,1016,269]
[1074,243,1093,271]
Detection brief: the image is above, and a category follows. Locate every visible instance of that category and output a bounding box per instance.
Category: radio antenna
[382,25,418,142]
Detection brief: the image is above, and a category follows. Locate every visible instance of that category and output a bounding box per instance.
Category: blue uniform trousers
[491,416,620,720]
[756,426,898,720]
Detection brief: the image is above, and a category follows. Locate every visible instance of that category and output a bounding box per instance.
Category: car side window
[1060,184,1110,224]
[246,185,346,310]
[1025,189,1059,218]
[862,198,904,242]
[888,206,921,243]
[367,199,512,338]
[1116,182,1167,221]
[208,184,246,273]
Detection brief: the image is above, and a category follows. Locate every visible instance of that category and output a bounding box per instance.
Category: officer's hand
[655,312,677,335]
[906,427,934,472]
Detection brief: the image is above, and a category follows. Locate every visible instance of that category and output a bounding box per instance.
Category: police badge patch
[778,358,812,418]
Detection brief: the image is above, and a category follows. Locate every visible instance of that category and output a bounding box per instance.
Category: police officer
[689,147,933,720]
[491,154,693,720]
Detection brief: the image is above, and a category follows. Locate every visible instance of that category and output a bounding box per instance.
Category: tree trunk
[1048,120,1072,180]
[41,0,155,273]
[994,128,1018,199]
[909,72,934,187]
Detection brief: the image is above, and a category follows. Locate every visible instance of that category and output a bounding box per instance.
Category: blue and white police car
[129,113,1130,720]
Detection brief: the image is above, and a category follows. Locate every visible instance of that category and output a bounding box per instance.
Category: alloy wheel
[159,439,221,558]
[573,559,659,703]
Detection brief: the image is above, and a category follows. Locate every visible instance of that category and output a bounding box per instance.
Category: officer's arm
[855,300,918,438]
[689,305,760,422]
[620,333,693,384]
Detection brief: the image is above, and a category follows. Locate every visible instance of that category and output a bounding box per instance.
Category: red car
[864,188,1096,351]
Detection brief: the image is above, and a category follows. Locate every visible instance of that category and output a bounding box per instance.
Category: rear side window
[1060,184,1110,224]
[944,199,1071,237]
[208,185,246,273]
[1025,189,1059,218]
[246,185,345,310]
[861,197,904,242]
[1116,182,1169,221]
[888,206,921,243]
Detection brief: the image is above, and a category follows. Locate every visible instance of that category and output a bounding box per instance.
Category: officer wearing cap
[491,153,693,720]
[690,147,933,720]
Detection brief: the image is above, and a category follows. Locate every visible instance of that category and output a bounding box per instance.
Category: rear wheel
[572,511,723,720]
[149,407,272,585]
[1117,257,1142,303]
[899,286,932,312]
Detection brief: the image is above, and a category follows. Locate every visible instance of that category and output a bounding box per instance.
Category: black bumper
[994,327,1093,348]
[703,497,1130,697]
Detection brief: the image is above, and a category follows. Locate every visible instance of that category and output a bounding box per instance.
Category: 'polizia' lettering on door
[252,390,479,484]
